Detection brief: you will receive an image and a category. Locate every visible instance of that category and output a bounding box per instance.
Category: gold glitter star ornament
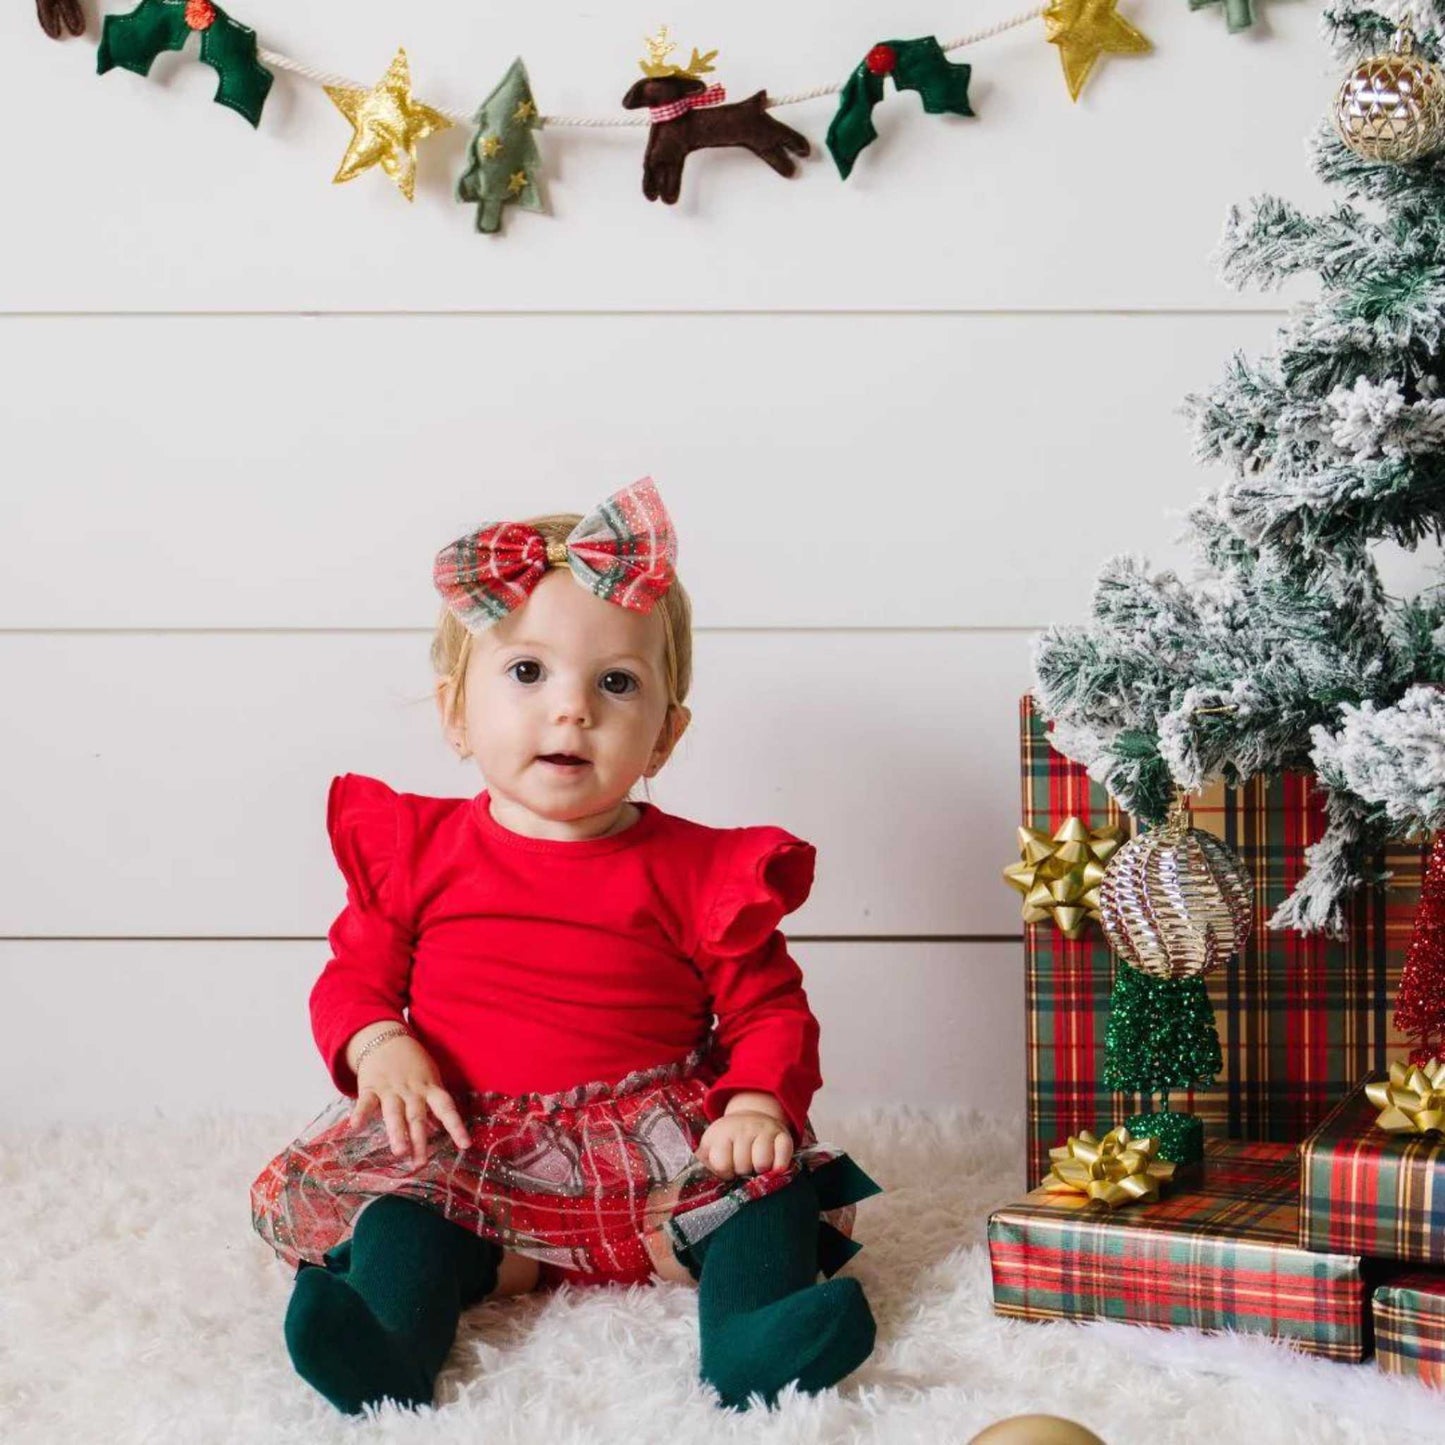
[325,47,453,201]
[1043,0,1152,102]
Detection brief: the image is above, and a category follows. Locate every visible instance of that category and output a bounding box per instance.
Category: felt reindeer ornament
[620,27,809,205]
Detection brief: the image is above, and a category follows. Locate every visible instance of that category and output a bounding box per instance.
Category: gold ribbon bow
[1003,818,1127,940]
[1043,1126,1176,1208]
[1366,1059,1445,1135]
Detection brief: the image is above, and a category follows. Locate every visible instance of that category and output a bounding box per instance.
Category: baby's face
[451,571,682,826]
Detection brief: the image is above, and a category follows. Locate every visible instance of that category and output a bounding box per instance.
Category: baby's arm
[695,1089,794,1179]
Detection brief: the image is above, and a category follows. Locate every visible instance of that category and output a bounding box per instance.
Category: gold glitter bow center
[545,539,570,566]
[1044,1125,1176,1208]
[1367,1058,1445,1135]
[1002,817,1127,939]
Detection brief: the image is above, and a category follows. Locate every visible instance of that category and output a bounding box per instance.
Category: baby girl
[249,477,882,1415]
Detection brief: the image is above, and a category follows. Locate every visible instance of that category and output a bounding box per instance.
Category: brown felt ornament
[37,0,85,38]
[620,26,809,204]
[969,1417,1107,1445]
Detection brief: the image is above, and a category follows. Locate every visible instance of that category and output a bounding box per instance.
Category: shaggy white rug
[3,1103,1443,1445]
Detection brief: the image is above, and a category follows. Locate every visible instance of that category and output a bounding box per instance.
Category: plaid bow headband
[433,477,677,634]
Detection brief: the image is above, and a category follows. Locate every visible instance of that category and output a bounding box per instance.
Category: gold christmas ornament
[1334,19,1445,164]
[325,47,454,201]
[1097,790,1253,980]
[1042,0,1152,102]
[1003,817,1128,939]
[969,1416,1108,1445]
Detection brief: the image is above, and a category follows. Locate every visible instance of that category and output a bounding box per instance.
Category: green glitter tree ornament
[826,36,974,180]
[1104,963,1222,1163]
[456,57,545,236]
[97,0,273,128]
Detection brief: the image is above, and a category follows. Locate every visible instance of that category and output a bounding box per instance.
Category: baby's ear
[648,705,691,775]
[435,677,462,744]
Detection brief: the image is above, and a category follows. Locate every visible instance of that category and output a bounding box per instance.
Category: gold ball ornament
[1097,791,1253,980]
[1334,20,1445,164]
[1003,817,1128,939]
[969,1416,1108,1445]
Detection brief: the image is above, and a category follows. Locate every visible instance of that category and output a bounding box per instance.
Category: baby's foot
[284,1266,433,1415]
[701,1275,876,1410]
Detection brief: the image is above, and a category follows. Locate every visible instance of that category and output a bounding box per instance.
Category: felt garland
[97,0,273,128]
[1188,0,1257,33]
[53,3,1270,227]
[36,0,85,40]
[457,58,545,233]
[324,47,452,201]
[826,36,975,179]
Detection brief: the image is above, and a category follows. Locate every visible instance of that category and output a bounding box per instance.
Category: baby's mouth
[537,753,590,768]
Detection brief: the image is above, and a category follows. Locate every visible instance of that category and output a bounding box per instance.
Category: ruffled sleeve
[308,774,416,1097]
[695,827,824,1143]
[700,827,817,957]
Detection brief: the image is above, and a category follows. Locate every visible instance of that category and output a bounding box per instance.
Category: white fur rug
[3,1103,1442,1445]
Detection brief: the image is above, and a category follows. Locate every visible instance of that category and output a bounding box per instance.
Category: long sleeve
[694,827,823,1142]
[308,774,415,1097]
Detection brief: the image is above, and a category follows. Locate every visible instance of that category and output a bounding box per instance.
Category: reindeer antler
[639,26,677,78]
[638,26,719,79]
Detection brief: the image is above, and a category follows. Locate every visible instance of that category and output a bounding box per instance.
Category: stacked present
[1299,1063,1445,1384]
[989,693,1445,1373]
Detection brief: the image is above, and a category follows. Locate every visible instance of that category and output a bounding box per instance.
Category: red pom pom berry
[865,44,897,75]
[184,0,216,29]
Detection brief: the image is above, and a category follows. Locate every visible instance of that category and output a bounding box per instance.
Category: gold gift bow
[1043,1126,1177,1208]
[1002,818,1128,940]
[1366,1059,1445,1135]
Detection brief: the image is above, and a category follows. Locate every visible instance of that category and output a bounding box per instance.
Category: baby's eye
[600,671,638,696]
[507,660,543,685]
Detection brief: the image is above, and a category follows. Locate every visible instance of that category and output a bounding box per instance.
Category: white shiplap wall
[2,0,1338,1126]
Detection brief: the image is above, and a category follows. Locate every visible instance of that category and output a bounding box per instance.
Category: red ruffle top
[309,775,825,1140]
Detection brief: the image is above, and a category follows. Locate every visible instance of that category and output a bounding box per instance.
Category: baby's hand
[349,1034,471,1169]
[695,1111,794,1180]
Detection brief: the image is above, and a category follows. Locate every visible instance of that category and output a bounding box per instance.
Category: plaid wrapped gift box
[1374,1271,1445,1386]
[1300,1077,1445,1264]
[1020,692,1429,1187]
[988,1140,1368,1360]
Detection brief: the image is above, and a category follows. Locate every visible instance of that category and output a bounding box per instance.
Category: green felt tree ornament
[1188,0,1257,33]
[456,57,546,236]
[97,0,273,128]
[826,36,974,180]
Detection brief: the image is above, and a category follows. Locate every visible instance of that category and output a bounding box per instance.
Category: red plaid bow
[433,477,677,633]
[648,83,727,125]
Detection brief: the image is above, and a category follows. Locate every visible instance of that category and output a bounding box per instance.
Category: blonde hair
[431,511,693,740]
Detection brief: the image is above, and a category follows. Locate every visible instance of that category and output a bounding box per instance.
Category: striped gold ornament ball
[1334,21,1445,164]
[1097,796,1253,981]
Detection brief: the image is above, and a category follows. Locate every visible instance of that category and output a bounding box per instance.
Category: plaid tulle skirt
[249,1035,882,1290]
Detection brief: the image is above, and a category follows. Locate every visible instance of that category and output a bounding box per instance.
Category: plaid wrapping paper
[1374,1270,1445,1386]
[988,1140,1368,1360]
[1299,1077,1445,1264]
[1020,692,1430,1186]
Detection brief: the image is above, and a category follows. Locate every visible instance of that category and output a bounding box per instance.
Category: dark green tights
[284,1194,502,1415]
[683,1167,877,1409]
[285,1173,876,1415]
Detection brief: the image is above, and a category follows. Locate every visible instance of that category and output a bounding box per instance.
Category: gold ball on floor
[969,1416,1107,1445]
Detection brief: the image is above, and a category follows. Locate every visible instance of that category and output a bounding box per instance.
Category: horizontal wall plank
[4,1,1334,311]
[4,310,1336,631]
[0,940,1024,1124]
[0,630,1034,937]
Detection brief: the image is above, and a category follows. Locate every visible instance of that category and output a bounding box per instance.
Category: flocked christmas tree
[1033,3,1445,969]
